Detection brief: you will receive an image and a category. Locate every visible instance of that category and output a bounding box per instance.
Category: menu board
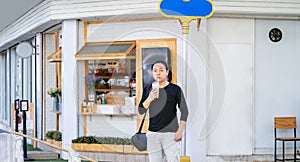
[141,47,171,88]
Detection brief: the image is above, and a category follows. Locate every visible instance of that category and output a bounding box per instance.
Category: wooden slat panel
[274,117,296,129]
[50,0,157,20]
[4,0,300,52]
[215,1,300,8]
[50,0,300,20]
[213,1,300,18]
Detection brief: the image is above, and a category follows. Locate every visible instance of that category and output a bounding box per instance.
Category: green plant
[46,130,62,141]
[46,131,55,139]
[72,136,132,145]
[53,131,62,141]
[84,74,102,88]
[47,87,61,98]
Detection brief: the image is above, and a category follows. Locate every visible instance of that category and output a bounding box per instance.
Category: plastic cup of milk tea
[152,79,159,98]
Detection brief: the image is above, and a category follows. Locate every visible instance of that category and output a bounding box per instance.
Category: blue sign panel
[159,0,214,18]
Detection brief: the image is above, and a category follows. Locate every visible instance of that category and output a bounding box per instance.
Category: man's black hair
[151,60,169,70]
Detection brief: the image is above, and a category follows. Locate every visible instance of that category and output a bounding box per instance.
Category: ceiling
[0,0,44,31]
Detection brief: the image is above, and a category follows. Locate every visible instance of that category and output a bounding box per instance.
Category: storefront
[57,18,206,160]
[1,0,300,161]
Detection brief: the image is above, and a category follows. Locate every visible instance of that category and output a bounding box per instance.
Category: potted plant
[53,131,62,147]
[47,87,61,112]
[45,130,55,144]
[46,130,62,147]
[84,74,102,103]
[82,99,87,106]
[85,74,102,89]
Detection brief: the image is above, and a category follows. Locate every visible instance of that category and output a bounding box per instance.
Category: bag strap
[138,111,147,133]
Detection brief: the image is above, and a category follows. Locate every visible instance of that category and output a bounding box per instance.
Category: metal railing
[13,132,96,162]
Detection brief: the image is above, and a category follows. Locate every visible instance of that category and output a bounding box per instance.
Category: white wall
[254,19,300,153]
[206,17,254,155]
[84,19,207,161]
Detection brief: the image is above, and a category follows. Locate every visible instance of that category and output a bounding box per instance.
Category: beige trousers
[147,131,180,162]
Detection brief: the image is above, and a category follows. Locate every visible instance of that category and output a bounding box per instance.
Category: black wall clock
[269,28,282,43]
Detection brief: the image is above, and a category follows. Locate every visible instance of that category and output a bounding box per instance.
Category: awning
[47,48,62,62]
[75,41,136,60]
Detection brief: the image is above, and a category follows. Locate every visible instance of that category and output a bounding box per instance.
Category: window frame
[0,51,9,125]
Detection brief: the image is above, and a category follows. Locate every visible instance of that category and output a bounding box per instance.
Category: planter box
[71,143,147,154]
[46,138,54,144]
[46,139,62,147]
[53,141,62,147]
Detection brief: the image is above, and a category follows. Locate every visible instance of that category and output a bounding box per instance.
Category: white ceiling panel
[0,0,44,31]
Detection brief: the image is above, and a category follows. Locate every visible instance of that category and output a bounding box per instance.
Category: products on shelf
[101,94,106,104]
[80,103,94,114]
[82,59,136,115]
[130,78,136,88]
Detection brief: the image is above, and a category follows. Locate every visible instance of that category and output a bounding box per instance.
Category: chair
[274,117,300,161]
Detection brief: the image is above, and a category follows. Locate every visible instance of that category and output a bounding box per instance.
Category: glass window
[15,56,23,100]
[14,50,32,102]
[0,52,7,121]
[79,43,134,54]
[75,41,136,60]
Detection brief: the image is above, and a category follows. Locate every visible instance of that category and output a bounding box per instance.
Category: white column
[61,20,79,159]
[181,32,188,156]
[6,49,11,125]
[23,56,31,101]
[10,49,16,104]
[34,33,43,139]
[31,38,36,136]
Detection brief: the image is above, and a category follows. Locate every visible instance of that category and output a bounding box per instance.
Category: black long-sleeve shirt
[138,83,189,132]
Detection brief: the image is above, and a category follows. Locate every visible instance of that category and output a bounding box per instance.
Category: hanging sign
[159,0,214,34]
[16,42,33,58]
[20,100,29,111]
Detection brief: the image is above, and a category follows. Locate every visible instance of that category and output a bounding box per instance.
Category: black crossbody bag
[131,111,147,151]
